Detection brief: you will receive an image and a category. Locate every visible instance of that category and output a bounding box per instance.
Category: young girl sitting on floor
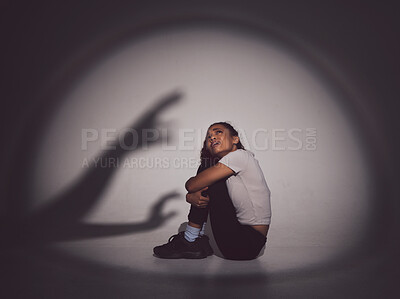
[153,122,271,260]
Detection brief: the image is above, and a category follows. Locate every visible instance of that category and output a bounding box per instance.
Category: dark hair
[200,122,245,169]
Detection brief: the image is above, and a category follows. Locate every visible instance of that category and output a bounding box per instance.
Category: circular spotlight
[28,22,373,275]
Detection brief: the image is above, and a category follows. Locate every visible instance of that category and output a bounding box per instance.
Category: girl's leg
[185,205,209,242]
[208,179,267,260]
[188,204,209,228]
[153,166,212,259]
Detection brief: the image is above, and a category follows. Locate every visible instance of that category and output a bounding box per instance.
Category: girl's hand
[186,187,209,208]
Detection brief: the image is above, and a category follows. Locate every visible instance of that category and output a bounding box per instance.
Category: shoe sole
[153,251,208,259]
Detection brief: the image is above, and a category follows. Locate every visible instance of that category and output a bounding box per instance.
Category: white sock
[199,222,207,236]
[184,224,201,242]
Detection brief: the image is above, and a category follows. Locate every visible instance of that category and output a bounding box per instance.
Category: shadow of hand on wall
[28,191,180,242]
[16,90,182,245]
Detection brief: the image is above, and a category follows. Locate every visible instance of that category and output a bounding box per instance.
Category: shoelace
[168,234,179,243]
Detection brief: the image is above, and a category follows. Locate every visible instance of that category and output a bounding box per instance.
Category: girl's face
[206,124,239,158]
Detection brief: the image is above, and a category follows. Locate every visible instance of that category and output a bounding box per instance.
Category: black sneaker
[153,232,208,259]
[198,235,214,256]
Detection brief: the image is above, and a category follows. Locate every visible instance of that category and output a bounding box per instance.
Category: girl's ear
[233,136,239,145]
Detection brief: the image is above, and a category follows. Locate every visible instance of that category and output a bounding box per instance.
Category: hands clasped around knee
[186,187,209,208]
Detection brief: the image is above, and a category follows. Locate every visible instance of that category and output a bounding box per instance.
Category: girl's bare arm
[185,163,234,193]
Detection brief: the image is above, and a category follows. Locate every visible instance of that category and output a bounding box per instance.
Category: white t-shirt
[218,149,271,225]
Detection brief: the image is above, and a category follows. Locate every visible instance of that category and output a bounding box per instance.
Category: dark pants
[188,177,267,260]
